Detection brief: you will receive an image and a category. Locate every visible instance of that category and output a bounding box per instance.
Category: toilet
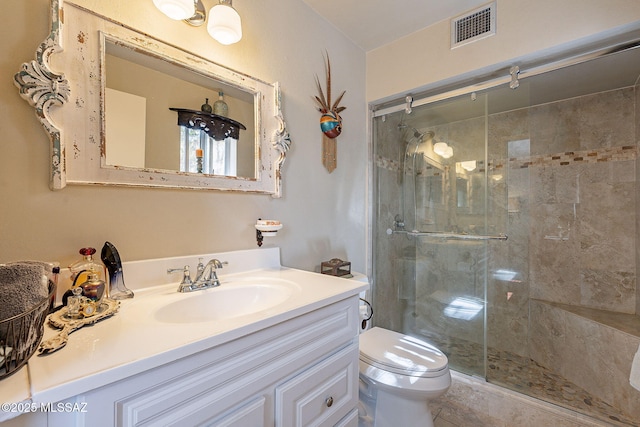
[358,327,451,427]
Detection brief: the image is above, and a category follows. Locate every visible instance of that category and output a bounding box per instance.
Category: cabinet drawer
[275,342,358,427]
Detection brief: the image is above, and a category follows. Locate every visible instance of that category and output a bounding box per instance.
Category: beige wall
[0,0,367,273]
[366,0,640,103]
[8,0,638,278]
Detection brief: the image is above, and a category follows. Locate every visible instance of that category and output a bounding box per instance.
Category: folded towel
[11,260,58,284]
[0,263,48,322]
[631,344,640,392]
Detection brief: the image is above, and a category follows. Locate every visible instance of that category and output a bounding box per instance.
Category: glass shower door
[372,91,507,379]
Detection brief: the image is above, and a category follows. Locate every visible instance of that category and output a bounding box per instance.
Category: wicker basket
[0,280,55,380]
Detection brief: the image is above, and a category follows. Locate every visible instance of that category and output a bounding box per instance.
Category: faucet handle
[167,265,193,286]
[196,258,205,276]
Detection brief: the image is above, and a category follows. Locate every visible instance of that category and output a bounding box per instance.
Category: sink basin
[154,279,299,323]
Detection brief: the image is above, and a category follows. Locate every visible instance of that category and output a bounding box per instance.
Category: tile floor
[421,335,639,426]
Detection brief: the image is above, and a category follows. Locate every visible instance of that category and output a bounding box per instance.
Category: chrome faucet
[167,258,227,293]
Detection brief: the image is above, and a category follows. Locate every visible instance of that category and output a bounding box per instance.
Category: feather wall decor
[313,53,346,173]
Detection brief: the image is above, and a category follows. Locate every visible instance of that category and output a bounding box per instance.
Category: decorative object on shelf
[213,91,228,116]
[169,108,246,140]
[38,298,120,354]
[196,149,204,173]
[255,219,282,247]
[201,97,212,113]
[313,53,346,173]
[320,258,352,277]
[153,0,242,45]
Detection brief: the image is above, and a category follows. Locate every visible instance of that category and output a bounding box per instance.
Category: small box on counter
[320,258,351,277]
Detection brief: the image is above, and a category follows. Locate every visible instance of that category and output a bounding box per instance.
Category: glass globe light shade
[433,142,448,156]
[443,146,454,159]
[153,0,195,20]
[461,160,477,171]
[207,4,242,45]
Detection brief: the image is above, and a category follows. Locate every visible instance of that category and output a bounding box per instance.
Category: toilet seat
[359,327,448,378]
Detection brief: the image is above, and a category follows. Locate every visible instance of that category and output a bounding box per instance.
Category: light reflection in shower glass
[443,297,484,320]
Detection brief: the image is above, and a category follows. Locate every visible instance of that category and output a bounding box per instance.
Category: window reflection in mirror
[180,128,237,176]
[104,40,255,178]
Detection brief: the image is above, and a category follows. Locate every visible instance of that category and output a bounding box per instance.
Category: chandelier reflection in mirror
[153,0,242,45]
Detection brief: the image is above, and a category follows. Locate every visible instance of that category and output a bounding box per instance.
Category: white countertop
[1,248,367,419]
[0,367,31,422]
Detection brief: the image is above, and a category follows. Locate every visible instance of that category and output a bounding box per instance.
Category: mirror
[14,0,291,196]
[104,40,254,178]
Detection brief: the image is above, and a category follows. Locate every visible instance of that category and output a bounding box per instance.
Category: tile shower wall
[489,88,637,338]
[488,86,637,353]
[489,86,639,420]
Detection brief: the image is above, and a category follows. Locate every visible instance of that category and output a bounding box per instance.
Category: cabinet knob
[325,396,334,407]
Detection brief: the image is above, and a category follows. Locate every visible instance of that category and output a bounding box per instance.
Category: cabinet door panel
[275,343,358,427]
[200,396,266,427]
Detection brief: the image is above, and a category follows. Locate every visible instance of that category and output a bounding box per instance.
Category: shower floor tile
[417,333,639,426]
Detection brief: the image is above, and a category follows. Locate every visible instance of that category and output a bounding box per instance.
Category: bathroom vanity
[2,248,366,426]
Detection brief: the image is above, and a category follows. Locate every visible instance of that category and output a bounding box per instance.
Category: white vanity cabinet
[46,296,360,427]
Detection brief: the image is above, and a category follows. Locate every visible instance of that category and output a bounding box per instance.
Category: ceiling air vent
[451,2,496,48]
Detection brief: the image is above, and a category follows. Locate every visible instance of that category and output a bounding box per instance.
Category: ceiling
[301,0,490,51]
[301,0,640,114]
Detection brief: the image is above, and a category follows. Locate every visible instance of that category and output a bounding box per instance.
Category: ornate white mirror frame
[14,0,291,197]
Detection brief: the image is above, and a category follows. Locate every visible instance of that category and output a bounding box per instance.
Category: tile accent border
[377,145,638,173]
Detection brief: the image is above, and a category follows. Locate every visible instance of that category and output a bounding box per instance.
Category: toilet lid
[359,327,448,378]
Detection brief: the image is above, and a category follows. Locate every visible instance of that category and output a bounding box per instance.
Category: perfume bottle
[68,247,107,299]
[77,270,105,302]
[67,286,83,319]
[213,91,228,117]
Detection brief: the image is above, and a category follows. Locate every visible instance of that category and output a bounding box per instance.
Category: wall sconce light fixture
[153,0,196,20]
[208,0,243,45]
[153,0,242,45]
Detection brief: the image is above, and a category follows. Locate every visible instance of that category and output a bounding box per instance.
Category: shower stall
[371,43,640,425]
